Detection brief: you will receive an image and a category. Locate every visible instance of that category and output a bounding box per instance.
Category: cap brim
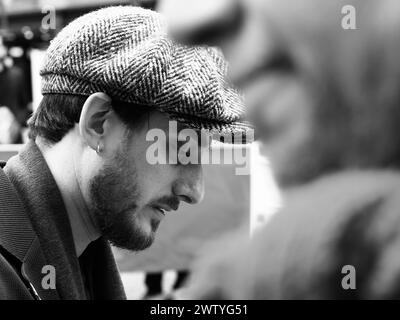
[164,111,254,144]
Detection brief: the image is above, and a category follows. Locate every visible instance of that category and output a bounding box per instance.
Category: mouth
[152,204,177,216]
[153,206,166,216]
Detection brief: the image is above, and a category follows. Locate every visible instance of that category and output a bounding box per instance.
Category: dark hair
[28,94,152,144]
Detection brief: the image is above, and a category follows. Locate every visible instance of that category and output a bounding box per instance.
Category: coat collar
[0,164,59,299]
[3,140,86,299]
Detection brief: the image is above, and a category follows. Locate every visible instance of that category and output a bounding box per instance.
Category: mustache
[151,196,181,211]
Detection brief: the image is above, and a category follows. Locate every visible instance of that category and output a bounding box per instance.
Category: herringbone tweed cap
[40,6,252,142]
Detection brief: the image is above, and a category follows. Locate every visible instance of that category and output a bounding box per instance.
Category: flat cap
[40,6,252,142]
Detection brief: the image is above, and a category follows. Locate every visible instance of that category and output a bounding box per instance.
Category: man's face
[86,111,204,251]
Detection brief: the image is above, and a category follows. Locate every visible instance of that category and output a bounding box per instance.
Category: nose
[173,165,204,205]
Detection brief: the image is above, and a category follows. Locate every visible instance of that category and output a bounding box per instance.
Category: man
[161,0,400,298]
[0,6,249,300]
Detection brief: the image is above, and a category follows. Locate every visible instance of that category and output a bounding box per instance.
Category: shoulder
[0,164,34,300]
[278,170,400,229]
[0,248,32,300]
[250,170,400,298]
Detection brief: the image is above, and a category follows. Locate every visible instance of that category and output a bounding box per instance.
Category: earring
[96,142,103,154]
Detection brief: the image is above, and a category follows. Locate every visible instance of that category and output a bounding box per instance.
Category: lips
[152,204,178,216]
[150,196,180,217]
[154,206,166,216]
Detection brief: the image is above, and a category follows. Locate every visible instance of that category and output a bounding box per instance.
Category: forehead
[225,0,384,78]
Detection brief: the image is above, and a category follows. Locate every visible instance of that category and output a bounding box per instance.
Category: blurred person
[160,0,400,299]
[0,37,30,140]
[0,6,250,300]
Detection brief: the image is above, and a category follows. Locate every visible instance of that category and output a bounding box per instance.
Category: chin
[102,212,158,252]
[139,207,163,230]
[108,229,155,252]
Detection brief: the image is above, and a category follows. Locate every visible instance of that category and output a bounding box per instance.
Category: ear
[79,92,112,152]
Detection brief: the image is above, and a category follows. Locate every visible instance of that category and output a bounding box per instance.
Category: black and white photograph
[0,0,400,313]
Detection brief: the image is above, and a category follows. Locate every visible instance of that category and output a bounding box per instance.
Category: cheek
[246,75,313,143]
[78,151,103,206]
[254,77,315,168]
[134,154,178,202]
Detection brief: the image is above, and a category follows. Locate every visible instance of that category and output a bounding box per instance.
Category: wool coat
[0,140,126,300]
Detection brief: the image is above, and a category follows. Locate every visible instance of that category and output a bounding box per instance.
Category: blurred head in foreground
[161,0,400,187]
[160,0,400,299]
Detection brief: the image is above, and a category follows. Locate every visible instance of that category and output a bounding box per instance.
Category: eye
[178,146,191,165]
[176,138,200,165]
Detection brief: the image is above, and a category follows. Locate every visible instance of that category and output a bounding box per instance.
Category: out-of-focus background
[0,0,280,299]
[0,0,148,144]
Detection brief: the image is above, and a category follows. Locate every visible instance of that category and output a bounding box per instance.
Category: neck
[36,135,101,256]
